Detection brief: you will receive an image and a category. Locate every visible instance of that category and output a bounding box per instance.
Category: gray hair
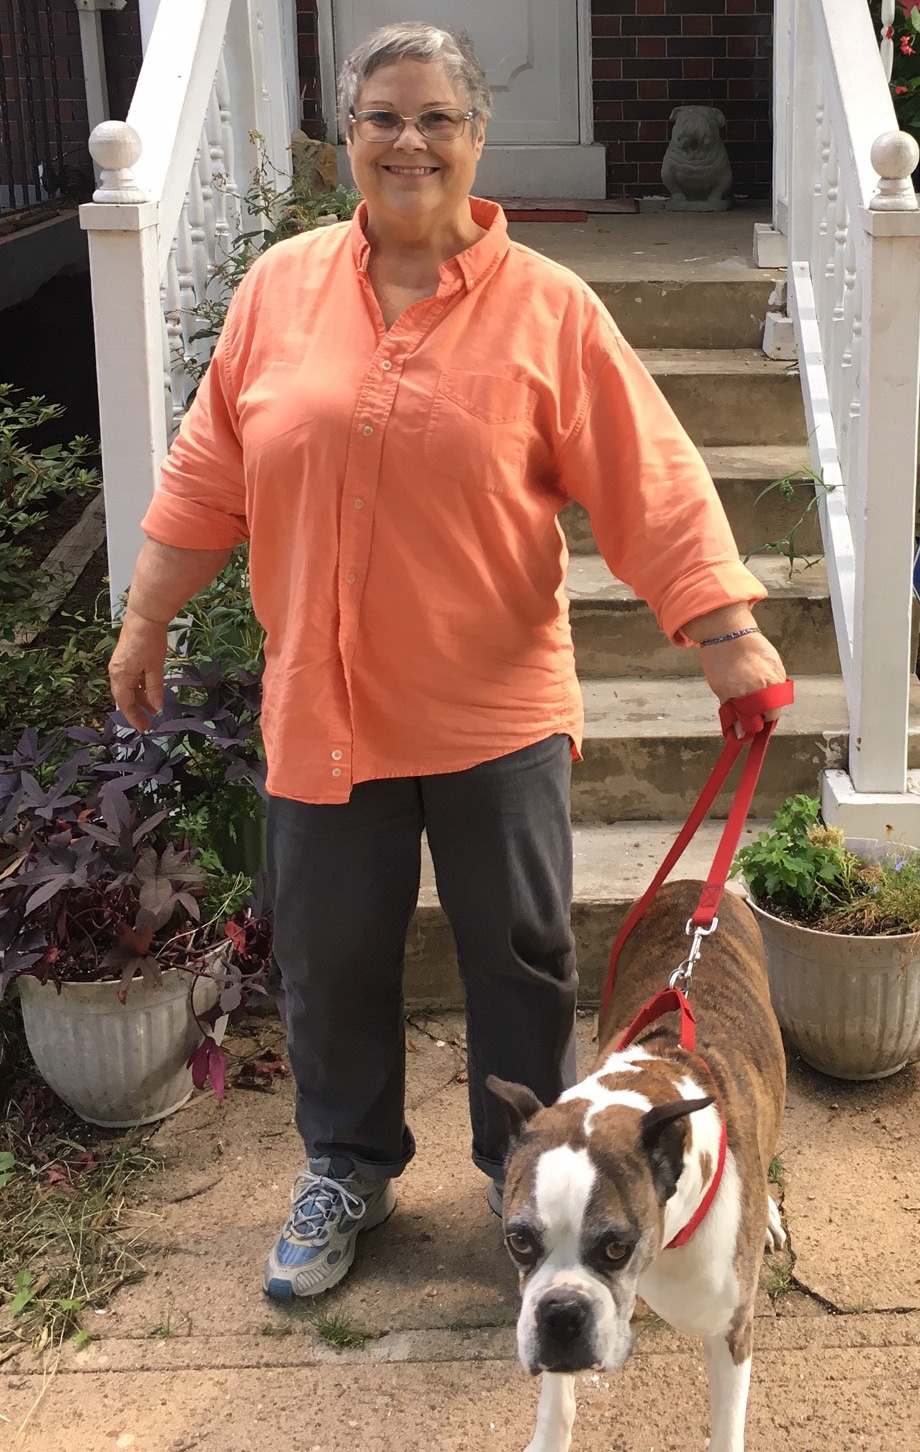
[338,22,492,136]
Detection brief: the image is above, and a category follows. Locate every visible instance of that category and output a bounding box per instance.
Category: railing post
[80,123,168,618]
[846,130,920,793]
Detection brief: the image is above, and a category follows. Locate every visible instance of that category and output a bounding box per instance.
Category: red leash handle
[601,679,794,1022]
[719,681,794,741]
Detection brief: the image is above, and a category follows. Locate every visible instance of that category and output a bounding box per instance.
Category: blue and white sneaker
[262,1166,396,1300]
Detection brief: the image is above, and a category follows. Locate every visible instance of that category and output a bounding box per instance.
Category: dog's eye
[602,1238,631,1264]
[506,1229,538,1260]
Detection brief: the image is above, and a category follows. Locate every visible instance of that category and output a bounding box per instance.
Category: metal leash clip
[668,916,719,994]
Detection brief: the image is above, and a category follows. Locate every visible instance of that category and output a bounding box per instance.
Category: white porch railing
[79,0,295,613]
[770,0,920,841]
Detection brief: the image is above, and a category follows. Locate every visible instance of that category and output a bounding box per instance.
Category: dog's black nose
[536,1288,591,1340]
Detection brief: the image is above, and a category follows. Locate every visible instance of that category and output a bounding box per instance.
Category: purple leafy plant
[0,665,274,1102]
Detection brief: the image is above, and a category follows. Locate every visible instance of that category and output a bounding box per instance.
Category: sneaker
[262,1167,396,1300]
[487,1178,504,1217]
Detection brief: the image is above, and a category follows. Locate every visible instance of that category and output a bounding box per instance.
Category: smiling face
[346,59,485,244]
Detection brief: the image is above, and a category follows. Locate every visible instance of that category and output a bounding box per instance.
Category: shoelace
[288,1173,368,1242]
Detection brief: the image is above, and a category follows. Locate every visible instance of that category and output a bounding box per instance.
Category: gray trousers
[266,733,577,1183]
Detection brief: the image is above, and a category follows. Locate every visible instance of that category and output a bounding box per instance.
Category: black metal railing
[0,0,90,224]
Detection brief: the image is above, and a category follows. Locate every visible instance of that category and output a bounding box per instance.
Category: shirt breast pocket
[424,370,537,494]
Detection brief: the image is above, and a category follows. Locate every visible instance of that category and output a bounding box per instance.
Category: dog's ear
[640,1096,715,1205]
[712,108,726,129]
[486,1075,544,1138]
[669,106,683,122]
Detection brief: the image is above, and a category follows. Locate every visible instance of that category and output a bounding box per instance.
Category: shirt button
[354,498,364,509]
[331,749,343,761]
[331,767,342,778]
[381,360,392,371]
[362,424,374,436]
[346,571,356,584]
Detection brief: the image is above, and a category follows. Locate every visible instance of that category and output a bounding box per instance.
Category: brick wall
[591,0,773,199]
[101,2,142,124]
[0,2,92,203]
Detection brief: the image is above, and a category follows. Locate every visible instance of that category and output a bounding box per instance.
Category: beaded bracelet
[698,626,761,647]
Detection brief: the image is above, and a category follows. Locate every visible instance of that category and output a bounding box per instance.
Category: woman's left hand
[682,608,791,735]
[698,630,789,728]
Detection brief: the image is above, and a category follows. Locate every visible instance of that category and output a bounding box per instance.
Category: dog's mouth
[528,1353,602,1377]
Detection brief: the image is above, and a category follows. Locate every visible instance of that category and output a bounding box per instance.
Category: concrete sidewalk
[3,1011,920,1451]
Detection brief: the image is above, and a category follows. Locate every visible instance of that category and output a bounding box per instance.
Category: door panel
[332,1,580,145]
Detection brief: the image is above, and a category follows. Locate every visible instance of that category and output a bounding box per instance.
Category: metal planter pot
[747,899,920,1081]
[16,965,221,1127]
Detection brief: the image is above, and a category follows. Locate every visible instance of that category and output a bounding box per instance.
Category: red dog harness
[615,988,726,1249]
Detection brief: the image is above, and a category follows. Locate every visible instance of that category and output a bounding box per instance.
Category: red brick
[637,79,670,99]
[637,37,668,58]
[593,58,630,78]
[681,15,713,34]
[683,58,714,79]
[592,16,624,36]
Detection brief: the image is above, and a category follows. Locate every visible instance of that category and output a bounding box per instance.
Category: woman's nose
[393,120,428,150]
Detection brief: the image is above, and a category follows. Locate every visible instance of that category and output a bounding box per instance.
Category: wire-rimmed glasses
[349,107,477,142]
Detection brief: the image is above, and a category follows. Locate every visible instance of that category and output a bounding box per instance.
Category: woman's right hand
[107,539,234,732]
[108,608,170,733]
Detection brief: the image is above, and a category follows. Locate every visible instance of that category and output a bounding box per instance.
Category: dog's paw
[764,1194,786,1252]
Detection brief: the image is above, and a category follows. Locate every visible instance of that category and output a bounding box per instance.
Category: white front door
[321,0,606,197]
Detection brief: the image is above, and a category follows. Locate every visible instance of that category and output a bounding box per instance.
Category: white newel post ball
[870,129,920,210]
[89,121,147,204]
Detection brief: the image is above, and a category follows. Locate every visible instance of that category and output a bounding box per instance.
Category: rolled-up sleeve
[557,325,766,644]
[141,291,251,550]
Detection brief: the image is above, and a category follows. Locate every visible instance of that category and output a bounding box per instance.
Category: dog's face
[488,1056,716,1377]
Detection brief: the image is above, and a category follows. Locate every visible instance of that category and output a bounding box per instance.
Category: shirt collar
[350,196,510,291]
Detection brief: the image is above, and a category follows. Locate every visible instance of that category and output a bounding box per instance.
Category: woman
[109,22,788,1301]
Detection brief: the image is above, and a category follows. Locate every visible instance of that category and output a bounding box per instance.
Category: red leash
[598,679,793,1250]
[601,680,794,1022]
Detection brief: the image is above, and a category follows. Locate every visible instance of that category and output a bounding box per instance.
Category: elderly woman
[109,21,787,1300]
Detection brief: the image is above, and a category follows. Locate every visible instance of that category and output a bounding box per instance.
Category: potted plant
[0,677,272,1127]
[733,794,920,1080]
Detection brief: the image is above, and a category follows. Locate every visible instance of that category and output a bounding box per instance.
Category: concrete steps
[638,349,806,447]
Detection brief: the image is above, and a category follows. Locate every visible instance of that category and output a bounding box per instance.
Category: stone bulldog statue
[661,106,733,211]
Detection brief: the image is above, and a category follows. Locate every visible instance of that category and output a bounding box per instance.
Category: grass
[0,1002,159,1355]
[768,1153,786,1192]
[761,1254,795,1299]
[273,1302,375,1351]
[303,1306,371,1351]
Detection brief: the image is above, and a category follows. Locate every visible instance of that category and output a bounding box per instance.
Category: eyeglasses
[349,107,477,142]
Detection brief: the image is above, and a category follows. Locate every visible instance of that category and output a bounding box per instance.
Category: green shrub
[733,793,920,934]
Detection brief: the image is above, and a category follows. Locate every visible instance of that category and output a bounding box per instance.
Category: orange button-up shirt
[142,198,766,803]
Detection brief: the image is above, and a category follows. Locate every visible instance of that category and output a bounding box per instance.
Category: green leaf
[9,1269,37,1316]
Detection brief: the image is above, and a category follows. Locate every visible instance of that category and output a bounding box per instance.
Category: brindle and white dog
[488,880,786,1452]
